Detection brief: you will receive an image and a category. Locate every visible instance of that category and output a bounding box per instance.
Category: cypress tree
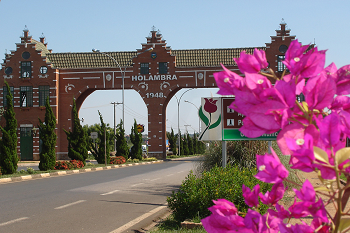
[38,97,57,170]
[116,120,129,160]
[64,98,88,165]
[183,133,189,155]
[193,133,198,155]
[167,128,177,155]
[187,133,193,155]
[0,81,18,174]
[130,119,142,160]
[92,111,110,164]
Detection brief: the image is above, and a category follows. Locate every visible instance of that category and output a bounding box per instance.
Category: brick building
[0,22,302,160]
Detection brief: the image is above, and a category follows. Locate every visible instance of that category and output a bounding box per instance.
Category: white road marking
[150,178,160,181]
[101,190,120,196]
[177,171,184,173]
[166,174,174,176]
[0,217,29,227]
[110,203,167,233]
[131,183,144,187]
[54,200,86,210]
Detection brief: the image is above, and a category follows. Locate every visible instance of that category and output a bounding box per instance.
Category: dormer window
[21,61,32,78]
[159,62,168,74]
[140,63,149,74]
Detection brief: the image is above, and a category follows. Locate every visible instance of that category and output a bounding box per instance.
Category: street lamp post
[111,102,122,151]
[92,47,153,130]
[184,100,200,134]
[174,88,195,156]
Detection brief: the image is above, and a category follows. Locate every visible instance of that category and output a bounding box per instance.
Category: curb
[0,160,163,184]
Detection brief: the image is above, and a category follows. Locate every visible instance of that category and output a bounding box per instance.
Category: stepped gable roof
[32,39,51,57]
[46,47,265,69]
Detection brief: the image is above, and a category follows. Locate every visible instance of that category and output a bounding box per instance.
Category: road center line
[54,200,86,210]
[0,217,29,227]
[150,178,160,181]
[101,190,120,196]
[131,183,144,187]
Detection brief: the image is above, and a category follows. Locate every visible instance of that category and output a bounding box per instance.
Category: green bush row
[167,165,272,222]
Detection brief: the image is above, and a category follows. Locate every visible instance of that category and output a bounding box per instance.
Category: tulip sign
[199,97,278,141]
[199,97,222,140]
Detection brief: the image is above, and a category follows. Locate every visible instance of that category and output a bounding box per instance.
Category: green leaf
[314,186,331,192]
[199,106,209,126]
[313,146,329,164]
[338,218,350,232]
[209,114,221,129]
[335,147,350,165]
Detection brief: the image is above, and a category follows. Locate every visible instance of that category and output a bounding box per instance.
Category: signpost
[199,97,278,167]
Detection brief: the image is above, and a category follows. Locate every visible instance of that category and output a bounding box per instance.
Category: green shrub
[27,167,35,174]
[167,165,272,222]
[142,157,157,162]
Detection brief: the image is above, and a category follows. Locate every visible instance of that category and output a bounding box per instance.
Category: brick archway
[1,22,300,160]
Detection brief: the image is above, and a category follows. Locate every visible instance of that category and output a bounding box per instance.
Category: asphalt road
[0,158,199,233]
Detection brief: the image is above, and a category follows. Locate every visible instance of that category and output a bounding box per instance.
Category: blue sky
[1,0,349,134]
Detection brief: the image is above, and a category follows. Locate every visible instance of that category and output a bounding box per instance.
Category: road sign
[90,132,98,139]
[199,97,278,141]
[137,124,144,133]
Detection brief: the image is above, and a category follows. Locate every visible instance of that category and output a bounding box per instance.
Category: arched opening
[78,89,148,135]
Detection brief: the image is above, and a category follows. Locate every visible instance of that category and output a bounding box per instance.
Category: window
[297,93,305,103]
[40,66,48,74]
[277,55,286,72]
[39,86,50,106]
[3,86,14,107]
[21,61,32,78]
[140,63,149,74]
[159,62,168,74]
[20,86,33,107]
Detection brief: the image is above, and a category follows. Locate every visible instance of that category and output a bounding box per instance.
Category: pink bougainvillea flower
[234,49,268,74]
[259,181,285,206]
[308,199,329,223]
[283,40,326,79]
[304,73,336,111]
[239,100,287,138]
[334,64,350,95]
[209,199,238,216]
[293,180,315,202]
[214,64,246,96]
[201,199,248,232]
[316,112,343,150]
[244,209,266,232]
[285,133,315,172]
[277,124,319,155]
[288,198,310,219]
[203,98,218,113]
[255,148,289,183]
[268,203,290,219]
[242,184,260,207]
[244,73,272,93]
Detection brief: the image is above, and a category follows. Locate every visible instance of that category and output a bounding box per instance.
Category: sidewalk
[0,160,163,184]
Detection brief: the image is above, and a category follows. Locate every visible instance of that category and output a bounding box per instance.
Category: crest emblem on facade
[151,52,157,59]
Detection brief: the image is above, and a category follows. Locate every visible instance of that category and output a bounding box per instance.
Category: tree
[64,98,88,165]
[38,97,57,171]
[187,133,193,155]
[116,120,129,160]
[193,133,198,155]
[0,81,18,174]
[183,133,189,155]
[130,119,142,160]
[167,128,177,155]
[90,111,110,164]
